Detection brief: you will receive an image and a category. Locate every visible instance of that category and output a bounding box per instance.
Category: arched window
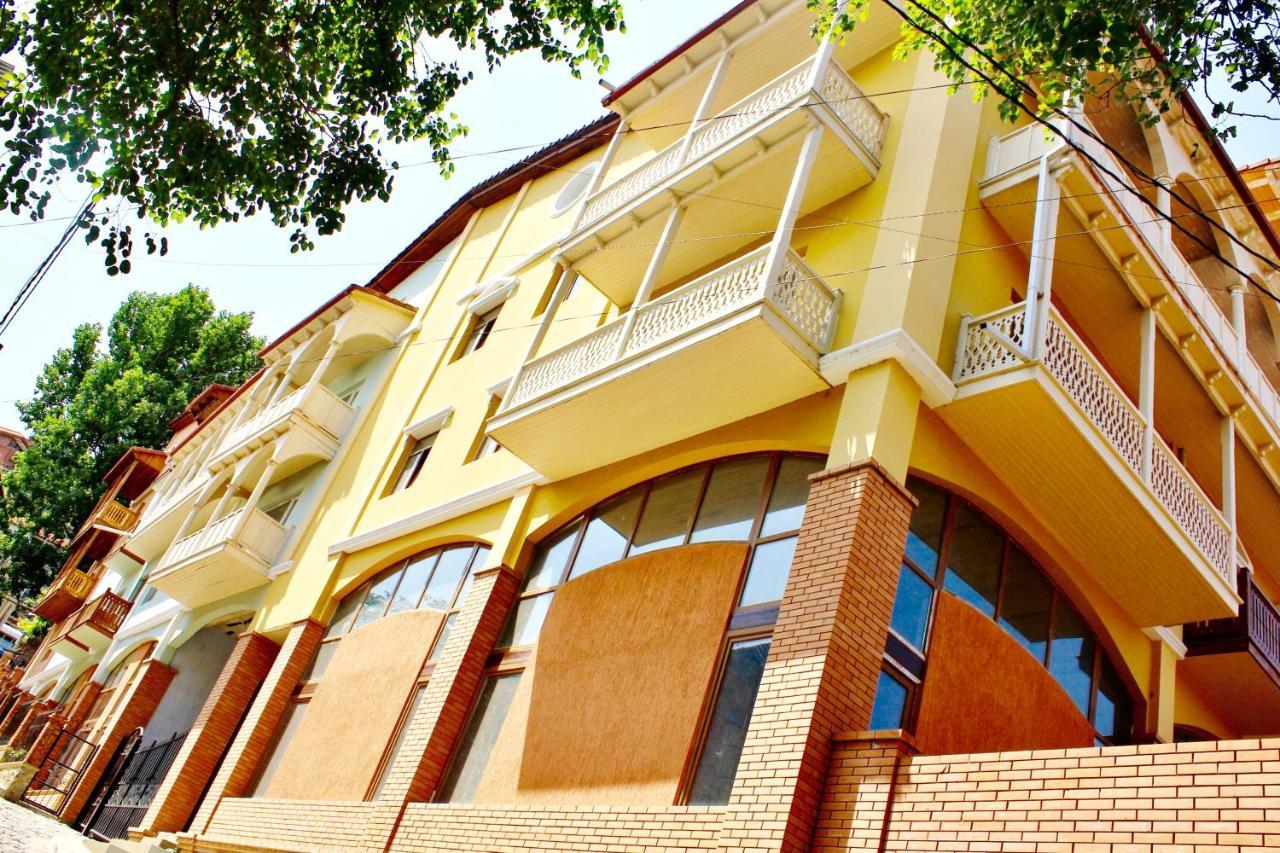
[872,476,1138,745]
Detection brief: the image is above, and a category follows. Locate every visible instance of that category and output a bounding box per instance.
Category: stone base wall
[0,760,36,802]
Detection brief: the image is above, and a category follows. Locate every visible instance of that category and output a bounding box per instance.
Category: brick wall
[192,798,376,852]
[816,732,1280,851]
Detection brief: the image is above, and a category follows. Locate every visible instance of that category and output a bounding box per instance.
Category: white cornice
[403,406,455,440]
[328,468,547,556]
[1142,625,1188,660]
[819,328,956,408]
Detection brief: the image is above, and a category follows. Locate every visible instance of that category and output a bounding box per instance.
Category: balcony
[941,302,1238,626]
[32,569,94,623]
[1183,569,1280,734]
[208,383,353,472]
[79,498,139,537]
[148,506,288,609]
[489,245,839,479]
[49,592,130,657]
[560,59,887,306]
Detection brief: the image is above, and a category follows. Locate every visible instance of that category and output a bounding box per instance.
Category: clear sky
[0,0,1275,433]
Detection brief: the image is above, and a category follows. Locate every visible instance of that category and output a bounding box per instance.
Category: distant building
[0,427,27,472]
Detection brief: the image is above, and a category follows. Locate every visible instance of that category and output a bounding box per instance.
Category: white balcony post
[207,463,254,526]
[569,118,630,234]
[615,201,686,358]
[300,334,344,399]
[226,364,282,438]
[1222,414,1238,566]
[1139,305,1156,482]
[166,470,229,556]
[233,458,281,539]
[678,48,734,162]
[1024,154,1061,359]
[806,0,846,91]
[504,264,577,412]
[265,357,303,408]
[762,122,824,293]
[1230,284,1247,362]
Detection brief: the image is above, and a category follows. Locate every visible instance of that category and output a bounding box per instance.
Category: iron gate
[20,727,98,815]
[79,730,187,840]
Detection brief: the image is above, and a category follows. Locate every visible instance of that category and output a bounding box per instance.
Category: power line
[0,195,94,346]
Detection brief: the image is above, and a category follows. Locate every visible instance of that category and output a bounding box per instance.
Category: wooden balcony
[49,592,130,658]
[1183,570,1280,734]
[490,246,839,479]
[940,302,1239,626]
[32,569,94,623]
[148,507,288,609]
[560,59,887,306]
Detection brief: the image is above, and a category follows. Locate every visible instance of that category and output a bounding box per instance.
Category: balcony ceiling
[1180,652,1280,736]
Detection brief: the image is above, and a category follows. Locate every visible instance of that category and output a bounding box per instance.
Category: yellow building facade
[6,1,1280,849]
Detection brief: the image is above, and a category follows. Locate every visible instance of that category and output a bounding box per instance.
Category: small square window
[263,496,299,525]
[391,433,437,493]
[336,383,363,407]
[457,307,501,359]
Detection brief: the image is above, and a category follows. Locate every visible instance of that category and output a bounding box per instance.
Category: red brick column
[0,691,33,737]
[6,696,53,747]
[813,730,916,850]
[188,619,323,835]
[62,679,102,732]
[359,563,521,851]
[26,710,67,767]
[60,659,176,822]
[134,632,280,836]
[717,460,915,853]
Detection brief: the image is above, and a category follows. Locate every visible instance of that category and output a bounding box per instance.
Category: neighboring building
[4,2,1280,850]
[0,426,28,472]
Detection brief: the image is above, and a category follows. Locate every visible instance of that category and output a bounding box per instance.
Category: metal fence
[80,730,187,840]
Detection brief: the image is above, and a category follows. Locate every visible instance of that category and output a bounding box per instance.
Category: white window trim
[404,406,454,441]
[456,275,519,314]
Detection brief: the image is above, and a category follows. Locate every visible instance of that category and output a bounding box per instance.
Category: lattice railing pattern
[1149,440,1232,582]
[686,65,812,162]
[819,65,889,158]
[955,305,1028,381]
[507,247,838,410]
[579,145,685,227]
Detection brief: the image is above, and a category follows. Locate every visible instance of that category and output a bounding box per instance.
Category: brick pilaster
[60,658,176,822]
[188,619,323,835]
[359,563,521,851]
[62,679,102,732]
[717,460,915,853]
[135,631,280,836]
[26,710,67,767]
[0,691,33,736]
[7,696,54,747]
[813,730,916,850]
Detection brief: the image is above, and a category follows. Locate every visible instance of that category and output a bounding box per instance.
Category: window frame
[389,432,437,494]
[455,306,501,360]
[465,395,504,463]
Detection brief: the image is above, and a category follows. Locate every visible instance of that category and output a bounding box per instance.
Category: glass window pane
[869,670,909,730]
[739,536,798,607]
[1093,657,1133,741]
[524,522,582,592]
[372,685,428,799]
[690,457,770,543]
[688,637,772,806]
[760,457,822,537]
[325,585,367,638]
[454,546,488,607]
[942,505,1003,618]
[629,472,702,555]
[386,553,438,616]
[352,569,402,631]
[568,489,642,578]
[440,674,522,803]
[905,478,947,573]
[997,547,1052,661]
[422,547,472,610]
[1049,599,1096,717]
[499,592,554,648]
[302,641,339,683]
[890,564,934,651]
[429,612,457,661]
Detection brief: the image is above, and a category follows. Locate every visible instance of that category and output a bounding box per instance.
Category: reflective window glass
[372,685,428,799]
[1093,657,1133,741]
[687,637,771,805]
[905,478,947,572]
[760,457,822,537]
[569,488,642,578]
[422,547,472,610]
[325,586,366,638]
[738,536,798,607]
[889,564,933,651]
[440,674,522,803]
[629,471,702,555]
[869,669,910,730]
[997,546,1052,661]
[942,505,1003,617]
[386,553,438,616]
[352,570,401,631]
[524,522,581,591]
[455,546,488,605]
[690,457,769,543]
[501,592,554,647]
[429,612,458,661]
[1049,599,1096,716]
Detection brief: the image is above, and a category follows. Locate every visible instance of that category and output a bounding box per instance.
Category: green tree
[821,0,1279,137]
[0,0,623,271]
[0,285,262,598]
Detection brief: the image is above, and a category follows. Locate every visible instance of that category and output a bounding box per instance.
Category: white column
[300,335,343,398]
[1230,284,1247,362]
[615,202,686,357]
[761,122,825,290]
[568,118,631,234]
[1024,155,1061,359]
[1139,305,1156,481]
[233,458,281,537]
[678,49,734,160]
[1222,414,1238,566]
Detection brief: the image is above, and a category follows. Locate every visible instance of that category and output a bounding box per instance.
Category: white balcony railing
[956,303,1233,585]
[506,246,840,410]
[576,59,888,230]
[984,119,1280,440]
[159,506,288,571]
[219,383,352,457]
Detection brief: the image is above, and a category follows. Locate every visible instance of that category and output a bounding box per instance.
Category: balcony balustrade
[147,506,288,609]
[208,382,353,472]
[560,59,887,306]
[32,568,94,623]
[490,246,839,479]
[944,301,1238,625]
[49,592,130,657]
